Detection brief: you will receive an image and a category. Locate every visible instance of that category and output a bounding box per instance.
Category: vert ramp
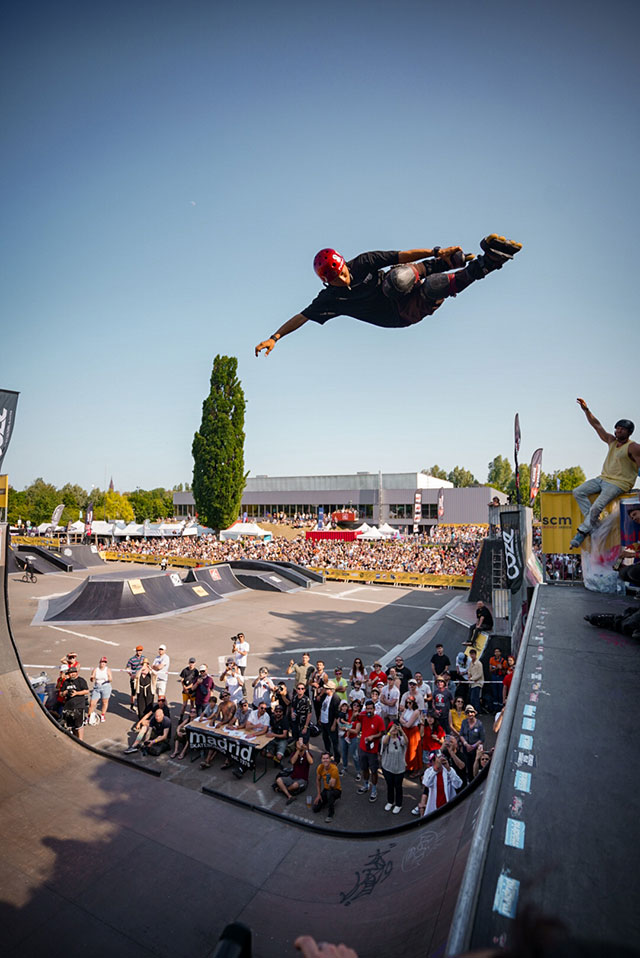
[1,524,484,958]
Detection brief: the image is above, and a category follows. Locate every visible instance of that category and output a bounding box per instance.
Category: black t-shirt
[270,714,290,736]
[180,666,198,689]
[476,605,494,630]
[431,652,451,676]
[301,251,405,328]
[150,715,171,737]
[395,665,413,696]
[61,676,88,709]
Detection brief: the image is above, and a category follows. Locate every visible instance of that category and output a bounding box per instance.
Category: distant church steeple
[109,476,114,492]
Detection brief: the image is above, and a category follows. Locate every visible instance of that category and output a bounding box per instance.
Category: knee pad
[421,271,457,303]
[382,264,420,301]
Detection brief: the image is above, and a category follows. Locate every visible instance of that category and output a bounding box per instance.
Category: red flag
[529,448,543,505]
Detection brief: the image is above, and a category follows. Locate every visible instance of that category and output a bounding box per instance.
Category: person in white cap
[152,645,170,697]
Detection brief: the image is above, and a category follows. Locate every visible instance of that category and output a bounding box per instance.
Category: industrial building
[173,471,506,533]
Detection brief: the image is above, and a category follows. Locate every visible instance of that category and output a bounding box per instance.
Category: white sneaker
[100,714,106,722]
[369,788,377,803]
[411,805,421,816]
[384,802,393,811]
[392,805,402,814]
[357,783,370,794]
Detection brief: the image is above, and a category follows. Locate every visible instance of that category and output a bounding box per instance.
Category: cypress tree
[192,355,247,530]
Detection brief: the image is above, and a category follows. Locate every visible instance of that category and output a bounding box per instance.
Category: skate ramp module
[59,544,105,568]
[16,544,73,574]
[31,570,224,625]
[185,563,247,595]
[1,521,486,957]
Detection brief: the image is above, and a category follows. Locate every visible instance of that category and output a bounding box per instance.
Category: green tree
[487,455,514,493]
[23,478,60,525]
[542,466,586,492]
[59,482,89,525]
[422,464,448,481]
[192,355,247,530]
[7,487,28,525]
[104,490,135,522]
[447,466,477,487]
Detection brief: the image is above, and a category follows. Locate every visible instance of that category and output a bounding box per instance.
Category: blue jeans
[340,737,361,772]
[469,686,482,713]
[573,477,623,534]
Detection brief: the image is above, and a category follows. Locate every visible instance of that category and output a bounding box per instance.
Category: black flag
[0,389,19,472]
[514,413,521,505]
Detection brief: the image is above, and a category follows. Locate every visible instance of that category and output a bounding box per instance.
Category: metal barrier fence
[102,551,202,568]
[308,567,473,589]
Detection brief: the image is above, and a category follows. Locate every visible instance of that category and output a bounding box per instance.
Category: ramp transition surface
[0,523,483,957]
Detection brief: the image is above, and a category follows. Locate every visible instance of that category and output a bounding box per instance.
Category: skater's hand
[255,337,277,357]
[576,397,588,410]
[436,245,463,260]
[294,936,359,958]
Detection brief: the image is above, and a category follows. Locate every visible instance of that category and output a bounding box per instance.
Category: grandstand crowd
[108,524,487,576]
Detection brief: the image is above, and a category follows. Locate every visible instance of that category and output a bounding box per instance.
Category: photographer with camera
[60,666,89,740]
[220,658,245,704]
[232,633,250,675]
[274,738,314,805]
[412,750,462,818]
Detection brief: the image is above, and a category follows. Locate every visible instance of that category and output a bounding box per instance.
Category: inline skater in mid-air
[255,234,522,357]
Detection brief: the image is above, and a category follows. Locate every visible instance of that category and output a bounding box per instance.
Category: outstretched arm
[576,398,615,444]
[255,313,309,357]
[398,248,436,263]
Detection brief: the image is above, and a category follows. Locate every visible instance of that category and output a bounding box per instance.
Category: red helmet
[313,248,345,283]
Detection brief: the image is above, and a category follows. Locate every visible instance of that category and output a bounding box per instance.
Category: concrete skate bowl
[1,522,488,957]
[31,570,225,626]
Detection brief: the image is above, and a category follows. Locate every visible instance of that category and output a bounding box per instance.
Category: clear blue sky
[2,0,639,493]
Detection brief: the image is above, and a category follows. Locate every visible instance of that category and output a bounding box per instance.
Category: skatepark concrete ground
[9,559,487,831]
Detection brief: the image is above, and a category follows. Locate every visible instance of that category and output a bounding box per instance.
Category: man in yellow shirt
[313,752,342,823]
[571,399,640,549]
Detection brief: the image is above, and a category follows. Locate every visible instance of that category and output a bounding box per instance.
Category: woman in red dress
[400,696,423,773]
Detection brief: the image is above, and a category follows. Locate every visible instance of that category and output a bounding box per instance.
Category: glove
[435,246,474,268]
[255,337,278,357]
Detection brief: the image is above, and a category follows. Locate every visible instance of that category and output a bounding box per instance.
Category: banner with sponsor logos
[514,413,521,505]
[540,491,629,555]
[437,487,445,519]
[499,509,524,593]
[0,390,19,473]
[85,501,94,539]
[413,490,422,533]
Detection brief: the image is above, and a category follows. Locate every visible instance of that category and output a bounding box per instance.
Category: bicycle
[21,567,37,583]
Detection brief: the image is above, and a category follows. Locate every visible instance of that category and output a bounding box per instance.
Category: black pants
[321,723,340,761]
[383,769,404,807]
[313,788,341,816]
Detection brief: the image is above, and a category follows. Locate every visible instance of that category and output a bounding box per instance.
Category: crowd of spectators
[106,638,504,824]
[107,524,487,577]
